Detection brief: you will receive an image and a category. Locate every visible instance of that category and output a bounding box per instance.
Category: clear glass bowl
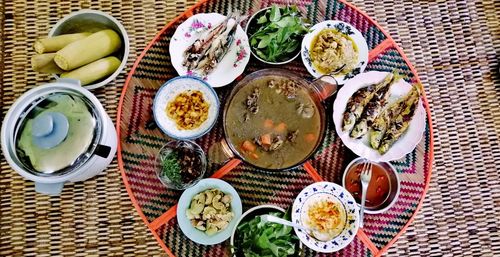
[155,140,207,190]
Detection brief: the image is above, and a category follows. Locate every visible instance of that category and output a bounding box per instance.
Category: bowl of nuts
[176,178,242,245]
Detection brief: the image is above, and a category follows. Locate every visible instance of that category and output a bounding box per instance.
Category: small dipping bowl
[156,140,207,190]
[49,9,130,90]
[342,157,400,214]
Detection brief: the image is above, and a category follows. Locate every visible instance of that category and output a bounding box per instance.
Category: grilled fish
[350,72,398,138]
[374,85,421,154]
[183,12,244,75]
[183,14,231,69]
[342,84,377,132]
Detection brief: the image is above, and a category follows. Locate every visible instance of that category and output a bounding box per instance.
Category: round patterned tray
[117,0,434,256]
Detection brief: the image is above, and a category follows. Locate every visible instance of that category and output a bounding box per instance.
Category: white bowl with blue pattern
[292,182,360,253]
[301,20,368,85]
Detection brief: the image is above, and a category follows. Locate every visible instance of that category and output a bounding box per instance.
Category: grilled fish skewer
[350,72,398,138]
[372,85,420,153]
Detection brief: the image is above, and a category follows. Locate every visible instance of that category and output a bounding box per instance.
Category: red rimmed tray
[116,0,434,256]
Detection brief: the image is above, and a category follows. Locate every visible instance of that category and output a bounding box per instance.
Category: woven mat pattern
[119,0,430,256]
[1,1,499,257]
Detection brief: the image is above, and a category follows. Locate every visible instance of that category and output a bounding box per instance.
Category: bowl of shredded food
[292,182,359,253]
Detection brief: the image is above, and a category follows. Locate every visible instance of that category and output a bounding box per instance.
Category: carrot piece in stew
[305,133,316,143]
[261,133,272,146]
[275,122,287,133]
[241,140,257,152]
[264,119,274,129]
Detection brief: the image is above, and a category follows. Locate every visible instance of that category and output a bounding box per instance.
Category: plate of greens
[230,204,303,257]
[245,5,310,65]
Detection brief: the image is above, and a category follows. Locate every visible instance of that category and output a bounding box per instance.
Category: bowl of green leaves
[245,5,310,65]
[155,140,207,190]
[230,204,303,257]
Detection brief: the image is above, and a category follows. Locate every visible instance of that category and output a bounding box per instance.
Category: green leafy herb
[160,151,182,186]
[234,211,299,257]
[249,5,309,62]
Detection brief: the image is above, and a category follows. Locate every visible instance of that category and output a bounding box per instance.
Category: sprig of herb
[249,5,309,62]
[160,151,182,186]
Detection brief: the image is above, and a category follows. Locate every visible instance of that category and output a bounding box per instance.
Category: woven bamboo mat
[0,1,498,257]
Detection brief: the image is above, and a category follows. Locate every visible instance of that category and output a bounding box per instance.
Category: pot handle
[310,75,340,101]
[208,139,235,165]
[35,182,64,196]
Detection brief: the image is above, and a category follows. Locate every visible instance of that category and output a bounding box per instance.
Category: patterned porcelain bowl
[301,20,368,85]
[292,182,360,253]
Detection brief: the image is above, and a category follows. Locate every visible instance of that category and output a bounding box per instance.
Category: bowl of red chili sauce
[342,157,400,214]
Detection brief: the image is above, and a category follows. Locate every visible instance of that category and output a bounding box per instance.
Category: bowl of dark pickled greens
[156,140,207,190]
[245,5,310,65]
[230,205,303,257]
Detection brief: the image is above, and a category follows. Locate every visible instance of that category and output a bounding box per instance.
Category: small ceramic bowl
[177,178,242,245]
[301,20,368,85]
[156,140,207,190]
[230,204,303,256]
[292,182,359,253]
[245,7,303,65]
[342,157,400,214]
[153,76,220,140]
[49,9,130,90]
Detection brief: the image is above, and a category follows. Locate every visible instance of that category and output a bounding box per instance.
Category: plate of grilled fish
[169,12,250,87]
[333,71,426,161]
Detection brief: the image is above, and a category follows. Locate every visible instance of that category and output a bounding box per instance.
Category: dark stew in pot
[225,76,322,169]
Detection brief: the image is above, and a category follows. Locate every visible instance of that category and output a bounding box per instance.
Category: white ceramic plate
[177,178,242,245]
[301,20,368,85]
[333,71,426,162]
[169,13,251,87]
[292,182,359,253]
[153,76,219,140]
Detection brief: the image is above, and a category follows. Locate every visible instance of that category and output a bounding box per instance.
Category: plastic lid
[14,92,99,175]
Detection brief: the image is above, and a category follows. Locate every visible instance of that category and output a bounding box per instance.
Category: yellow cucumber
[31,53,64,74]
[60,56,121,85]
[54,29,121,71]
[34,32,91,54]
